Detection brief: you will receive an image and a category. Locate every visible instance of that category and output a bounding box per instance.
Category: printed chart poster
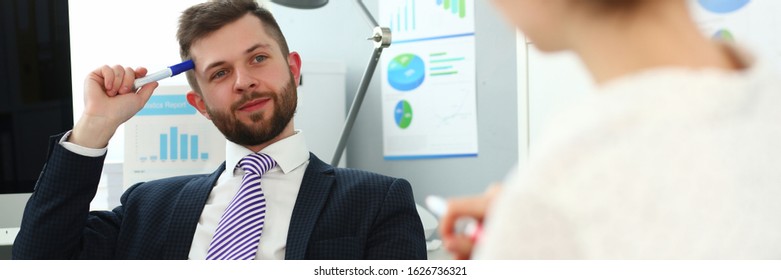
[124,85,226,188]
[690,0,781,72]
[379,0,478,160]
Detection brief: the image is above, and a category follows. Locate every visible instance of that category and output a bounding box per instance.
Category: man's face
[186,13,301,148]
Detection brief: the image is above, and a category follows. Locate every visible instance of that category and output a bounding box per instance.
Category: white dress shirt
[61,130,311,260]
[188,130,310,260]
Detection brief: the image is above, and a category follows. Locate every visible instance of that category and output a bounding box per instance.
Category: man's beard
[206,76,297,147]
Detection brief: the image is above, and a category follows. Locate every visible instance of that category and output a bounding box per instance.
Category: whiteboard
[518,0,781,156]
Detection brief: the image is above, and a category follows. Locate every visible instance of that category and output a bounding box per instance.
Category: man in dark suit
[12,0,426,260]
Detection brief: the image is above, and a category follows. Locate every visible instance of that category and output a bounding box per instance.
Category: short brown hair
[576,0,644,14]
[177,0,290,93]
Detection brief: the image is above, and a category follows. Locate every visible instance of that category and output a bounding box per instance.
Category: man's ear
[287,51,302,86]
[186,90,211,120]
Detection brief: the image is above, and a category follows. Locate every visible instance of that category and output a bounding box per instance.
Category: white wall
[515,31,529,170]
[517,0,781,159]
[69,0,205,163]
[68,1,346,210]
[515,36,594,161]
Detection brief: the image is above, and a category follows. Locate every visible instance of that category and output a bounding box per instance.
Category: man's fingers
[136,81,158,104]
[99,65,115,96]
[110,65,125,96]
[134,67,149,79]
[118,66,136,94]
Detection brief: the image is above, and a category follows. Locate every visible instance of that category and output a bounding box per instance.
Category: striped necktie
[206,153,276,260]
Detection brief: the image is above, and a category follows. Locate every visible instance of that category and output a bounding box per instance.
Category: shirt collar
[225,130,310,174]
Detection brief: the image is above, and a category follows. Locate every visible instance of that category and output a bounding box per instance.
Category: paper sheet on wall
[691,0,781,72]
[379,0,478,160]
[123,85,226,188]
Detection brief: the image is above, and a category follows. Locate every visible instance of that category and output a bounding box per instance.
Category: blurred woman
[441,0,781,259]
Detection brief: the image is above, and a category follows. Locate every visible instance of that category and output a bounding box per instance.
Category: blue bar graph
[170,127,178,160]
[152,127,209,162]
[180,134,189,160]
[160,134,168,160]
[191,135,199,160]
[413,0,416,30]
[437,0,466,18]
[390,0,416,32]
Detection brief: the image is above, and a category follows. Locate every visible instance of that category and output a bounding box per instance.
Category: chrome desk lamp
[270,0,391,166]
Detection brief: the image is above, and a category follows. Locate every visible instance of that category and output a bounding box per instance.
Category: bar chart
[139,126,210,162]
[387,0,468,33]
[380,0,478,160]
[429,51,464,77]
[436,0,466,18]
[389,0,416,33]
[382,0,474,43]
[124,86,225,187]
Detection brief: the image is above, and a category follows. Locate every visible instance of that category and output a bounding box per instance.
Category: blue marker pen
[133,60,195,90]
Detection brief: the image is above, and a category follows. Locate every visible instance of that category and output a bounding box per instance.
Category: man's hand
[70,65,158,148]
[439,184,502,260]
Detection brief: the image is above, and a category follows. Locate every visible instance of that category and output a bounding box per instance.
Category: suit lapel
[284,153,335,259]
[161,163,225,259]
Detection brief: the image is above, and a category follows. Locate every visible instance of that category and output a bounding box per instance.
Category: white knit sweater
[475,47,781,259]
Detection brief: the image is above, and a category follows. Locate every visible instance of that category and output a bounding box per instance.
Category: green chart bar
[431,71,458,76]
[431,57,465,63]
[441,0,465,18]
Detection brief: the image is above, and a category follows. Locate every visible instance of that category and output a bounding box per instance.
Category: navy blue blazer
[12,134,426,260]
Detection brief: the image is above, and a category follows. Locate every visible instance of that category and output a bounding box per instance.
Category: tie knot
[238,153,276,176]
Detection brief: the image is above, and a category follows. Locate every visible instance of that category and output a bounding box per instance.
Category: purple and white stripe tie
[206,153,276,260]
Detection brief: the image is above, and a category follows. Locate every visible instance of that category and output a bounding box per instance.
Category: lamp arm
[331,47,383,166]
[331,1,391,166]
[355,0,379,28]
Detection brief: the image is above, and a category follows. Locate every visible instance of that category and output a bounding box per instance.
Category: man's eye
[212,70,226,80]
[254,55,267,63]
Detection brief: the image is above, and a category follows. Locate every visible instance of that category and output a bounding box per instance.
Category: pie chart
[388,54,425,91]
[712,29,734,42]
[698,0,750,14]
[394,100,413,129]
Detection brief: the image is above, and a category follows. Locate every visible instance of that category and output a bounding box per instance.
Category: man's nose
[234,66,258,92]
